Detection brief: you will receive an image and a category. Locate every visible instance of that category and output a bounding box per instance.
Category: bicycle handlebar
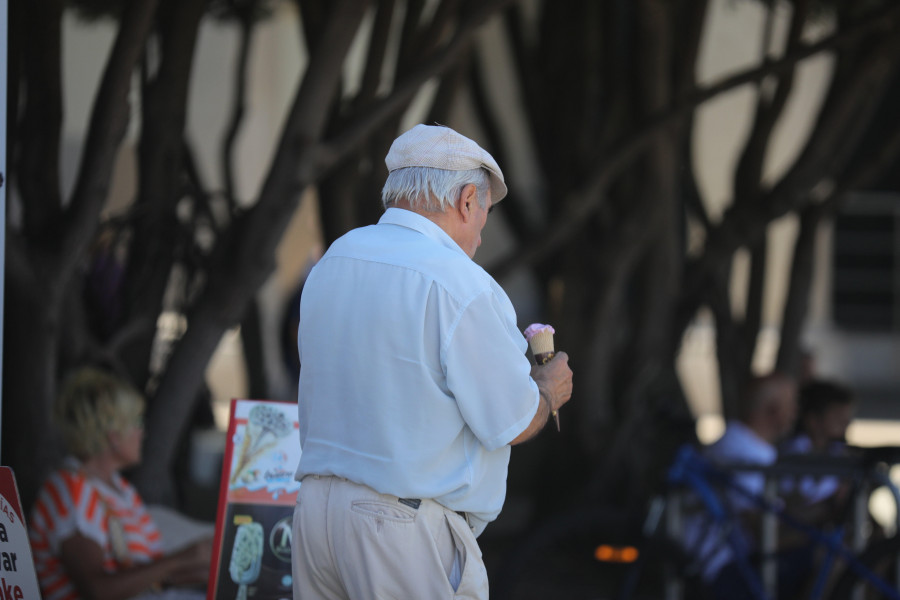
[665,443,900,600]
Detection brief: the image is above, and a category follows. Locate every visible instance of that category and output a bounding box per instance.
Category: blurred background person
[682,372,807,600]
[782,379,856,459]
[29,367,212,600]
[779,379,858,524]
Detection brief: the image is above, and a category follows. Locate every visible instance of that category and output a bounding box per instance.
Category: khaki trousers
[291,475,488,599]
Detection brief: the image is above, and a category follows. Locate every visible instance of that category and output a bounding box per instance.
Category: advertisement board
[207,399,300,600]
[0,468,41,599]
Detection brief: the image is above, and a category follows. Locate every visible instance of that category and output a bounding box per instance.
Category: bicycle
[494,444,900,600]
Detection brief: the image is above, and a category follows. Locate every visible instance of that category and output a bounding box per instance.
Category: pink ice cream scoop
[524,323,556,365]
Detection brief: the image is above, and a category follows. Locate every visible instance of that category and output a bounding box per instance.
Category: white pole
[0,0,8,463]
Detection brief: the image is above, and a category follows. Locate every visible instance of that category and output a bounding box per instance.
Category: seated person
[682,372,810,599]
[29,367,212,600]
[779,379,856,517]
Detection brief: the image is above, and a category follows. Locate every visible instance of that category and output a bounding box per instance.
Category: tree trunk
[776,206,822,377]
[121,0,207,386]
[2,256,63,509]
[242,300,270,399]
[133,0,372,502]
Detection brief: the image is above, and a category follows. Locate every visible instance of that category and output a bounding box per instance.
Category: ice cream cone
[524,323,560,431]
[528,330,555,363]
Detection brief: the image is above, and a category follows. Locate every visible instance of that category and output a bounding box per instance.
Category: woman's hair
[381,166,490,212]
[54,367,145,459]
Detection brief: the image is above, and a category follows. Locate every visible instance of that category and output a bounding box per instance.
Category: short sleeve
[444,290,539,450]
[30,470,107,555]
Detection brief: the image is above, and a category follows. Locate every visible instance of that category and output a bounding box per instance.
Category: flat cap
[385,124,508,202]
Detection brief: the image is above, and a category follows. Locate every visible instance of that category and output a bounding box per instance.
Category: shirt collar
[379,207,468,258]
[727,420,777,456]
[64,455,127,496]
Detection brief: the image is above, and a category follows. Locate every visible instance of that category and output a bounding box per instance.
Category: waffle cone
[528,330,555,356]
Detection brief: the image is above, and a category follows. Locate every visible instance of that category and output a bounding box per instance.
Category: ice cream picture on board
[524,323,560,431]
[229,522,264,600]
[230,403,293,486]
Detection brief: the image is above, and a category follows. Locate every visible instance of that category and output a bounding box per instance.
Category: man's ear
[457,183,478,223]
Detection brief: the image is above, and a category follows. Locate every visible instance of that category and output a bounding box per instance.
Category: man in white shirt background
[291,124,574,599]
[683,372,806,599]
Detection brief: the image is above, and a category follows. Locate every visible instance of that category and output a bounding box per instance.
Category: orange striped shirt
[28,458,164,600]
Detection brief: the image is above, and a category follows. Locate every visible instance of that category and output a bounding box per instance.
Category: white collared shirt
[294,208,539,536]
[682,421,777,581]
[706,420,778,509]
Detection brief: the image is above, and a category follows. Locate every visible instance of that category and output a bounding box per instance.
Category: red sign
[0,468,42,599]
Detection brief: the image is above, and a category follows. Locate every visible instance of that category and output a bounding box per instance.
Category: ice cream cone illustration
[230,404,292,485]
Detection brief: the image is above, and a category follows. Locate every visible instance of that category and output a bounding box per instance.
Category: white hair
[55,367,145,459]
[381,167,490,212]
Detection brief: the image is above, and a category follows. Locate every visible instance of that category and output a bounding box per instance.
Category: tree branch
[62,0,161,270]
[775,205,820,377]
[732,0,807,207]
[120,0,208,386]
[316,0,515,172]
[133,1,374,499]
[18,0,64,239]
[485,0,900,277]
[676,24,900,344]
[356,0,395,104]
[222,4,257,209]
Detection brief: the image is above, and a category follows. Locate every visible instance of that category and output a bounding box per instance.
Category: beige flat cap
[385,124,508,203]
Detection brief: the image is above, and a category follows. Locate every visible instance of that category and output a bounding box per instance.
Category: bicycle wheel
[828,536,900,600]
[492,506,705,600]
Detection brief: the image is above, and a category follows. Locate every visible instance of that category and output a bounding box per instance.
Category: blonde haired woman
[29,367,211,600]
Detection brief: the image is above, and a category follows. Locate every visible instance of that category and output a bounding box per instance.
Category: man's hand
[510,352,573,445]
[531,351,573,414]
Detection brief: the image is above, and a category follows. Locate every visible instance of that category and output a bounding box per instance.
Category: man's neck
[741,418,777,447]
[390,201,462,247]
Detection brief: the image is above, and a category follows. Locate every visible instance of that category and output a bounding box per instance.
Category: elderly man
[291,124,573,599]
[684,372,805,599]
